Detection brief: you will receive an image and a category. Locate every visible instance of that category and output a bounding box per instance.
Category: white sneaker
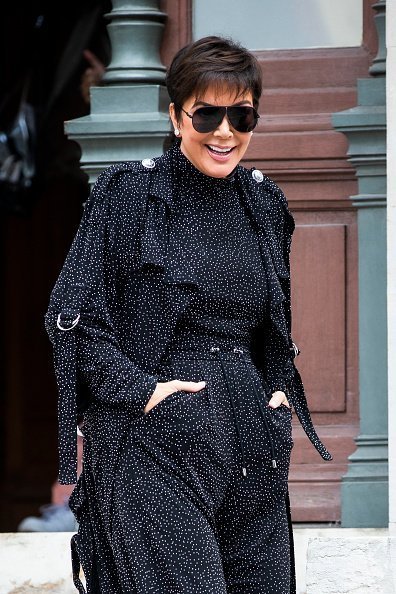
[17,503,78,532]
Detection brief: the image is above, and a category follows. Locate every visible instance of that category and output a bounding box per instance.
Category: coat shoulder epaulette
[239,165,294,231]
[250,168,289,208]
[253,169,295,234]
[84,156,164,216]
[93,158,158,192]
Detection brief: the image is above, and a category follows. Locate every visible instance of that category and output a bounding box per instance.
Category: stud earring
[174,128,180,137]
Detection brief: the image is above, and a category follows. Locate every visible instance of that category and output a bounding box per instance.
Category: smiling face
[169,85,255,178]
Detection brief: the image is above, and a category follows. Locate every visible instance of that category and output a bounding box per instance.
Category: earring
[174,128,180,137]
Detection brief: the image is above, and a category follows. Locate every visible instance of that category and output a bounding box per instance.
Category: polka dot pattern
[46,141,331,594]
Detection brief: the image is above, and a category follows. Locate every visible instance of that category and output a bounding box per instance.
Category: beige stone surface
[0,529,312,593]
[295,528,389,594]
[0,529,392,594]
[0,533,77,594]
[306,532,396,594]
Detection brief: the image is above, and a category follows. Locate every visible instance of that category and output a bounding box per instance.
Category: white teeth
[208,145,233,153]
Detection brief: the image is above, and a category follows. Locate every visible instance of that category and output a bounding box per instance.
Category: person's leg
[110,395,229,594]
[216,467,291,594]
[213,357,294,594]
[112,465,227,593]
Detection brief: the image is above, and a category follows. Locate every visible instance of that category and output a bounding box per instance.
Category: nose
[214,114,233,138]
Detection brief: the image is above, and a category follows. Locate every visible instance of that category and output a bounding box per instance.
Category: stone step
[0,532,76,593]
[305,529,396,594]
[0,529,393,594]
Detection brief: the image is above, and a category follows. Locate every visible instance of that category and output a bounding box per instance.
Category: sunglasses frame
[179,105,260,134]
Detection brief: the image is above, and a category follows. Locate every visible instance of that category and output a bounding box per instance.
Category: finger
[268,392,287,408]
[83,49,106,75]
[174,380,206,393]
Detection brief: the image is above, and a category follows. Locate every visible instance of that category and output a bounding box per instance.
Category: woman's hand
[268,390,290,409]
[80,49,106,104]
[144,380,206,414]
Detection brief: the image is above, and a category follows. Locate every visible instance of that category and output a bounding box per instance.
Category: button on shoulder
[142,158,156,169]
[252,169,264,183]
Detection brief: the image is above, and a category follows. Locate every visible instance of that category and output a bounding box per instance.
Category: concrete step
[305,529,396,594]
[0,529,393,594]
[0,532,76,593]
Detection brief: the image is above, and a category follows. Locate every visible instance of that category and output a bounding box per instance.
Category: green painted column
[65,0,170,184]
[332,0,388,527]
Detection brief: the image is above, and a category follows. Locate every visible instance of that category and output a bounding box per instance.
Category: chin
[201,157,239,178]
[207,164,237,178]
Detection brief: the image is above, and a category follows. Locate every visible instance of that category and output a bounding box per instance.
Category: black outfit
[45,143,331,593]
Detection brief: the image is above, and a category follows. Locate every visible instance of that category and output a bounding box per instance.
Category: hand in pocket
[268,390,290,409]
[144,379,206,414]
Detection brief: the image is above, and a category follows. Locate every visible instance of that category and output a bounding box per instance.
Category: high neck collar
[169,141,238,186]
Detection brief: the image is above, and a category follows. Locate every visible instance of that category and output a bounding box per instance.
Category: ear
[169,103,179,132]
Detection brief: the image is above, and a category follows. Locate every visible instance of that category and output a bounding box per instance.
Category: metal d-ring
[56,312,81,331]
[291,341,300,357]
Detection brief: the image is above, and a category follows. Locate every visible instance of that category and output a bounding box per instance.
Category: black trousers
[103,345,294,594]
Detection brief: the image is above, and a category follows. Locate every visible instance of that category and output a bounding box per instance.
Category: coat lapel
[131,155,198,370]
[140,149,198,287]
[237,170,291,349]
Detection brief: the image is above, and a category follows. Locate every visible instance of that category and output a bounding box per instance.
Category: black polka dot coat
[45,142,332,592]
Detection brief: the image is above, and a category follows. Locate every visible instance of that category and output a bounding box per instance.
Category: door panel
[291,224,347,413]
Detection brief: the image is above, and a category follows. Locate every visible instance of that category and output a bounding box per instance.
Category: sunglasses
[180,105,260,133]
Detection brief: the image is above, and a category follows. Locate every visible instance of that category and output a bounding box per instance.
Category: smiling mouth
[206,145,236,156]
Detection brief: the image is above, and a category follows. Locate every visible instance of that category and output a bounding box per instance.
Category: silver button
[142,158,155,169]
[252,169,263,183]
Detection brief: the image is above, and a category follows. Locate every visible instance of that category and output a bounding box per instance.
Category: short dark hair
[166,36,262,124]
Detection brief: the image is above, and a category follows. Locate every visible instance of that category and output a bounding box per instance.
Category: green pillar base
[341,434,388,527]
[342,480,388,528]
[65,85,171,184]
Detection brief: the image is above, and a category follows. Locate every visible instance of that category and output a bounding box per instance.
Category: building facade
[0,0,388,530]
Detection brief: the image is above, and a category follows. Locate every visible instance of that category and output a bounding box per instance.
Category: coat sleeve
[45,166,158,484]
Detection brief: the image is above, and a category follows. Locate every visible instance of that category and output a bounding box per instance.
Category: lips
[205,144,236,163]
[207,145,235,155]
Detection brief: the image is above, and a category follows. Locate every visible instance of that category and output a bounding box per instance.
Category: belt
[161,343,277,478]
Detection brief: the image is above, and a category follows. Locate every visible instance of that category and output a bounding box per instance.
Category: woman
[46,36,331,594]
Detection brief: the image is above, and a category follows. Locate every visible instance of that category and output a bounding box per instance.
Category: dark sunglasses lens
[191,106,258,133]
[228,107,258,132]
[192,107,225,132]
